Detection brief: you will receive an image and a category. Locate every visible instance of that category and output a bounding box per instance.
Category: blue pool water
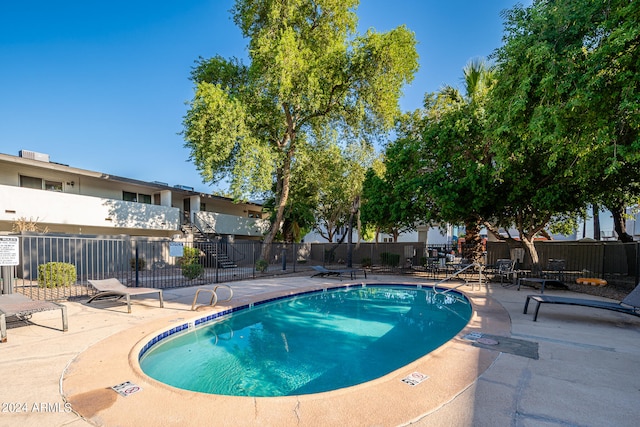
[139,285,471,397]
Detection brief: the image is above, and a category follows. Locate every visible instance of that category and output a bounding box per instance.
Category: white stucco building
[0,150,269,240]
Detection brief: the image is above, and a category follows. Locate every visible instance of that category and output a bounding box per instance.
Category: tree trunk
[462,216,484,264]
[593,205,601,240]
[347,214,354,268]
[521,236,540,276]
[346,196,359,268]
[260,149,293,260]
[611,207,634,242]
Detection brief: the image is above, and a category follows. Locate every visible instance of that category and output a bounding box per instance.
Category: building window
[44,180,62,192]
[200,203,206,212]
[20,176,64,192]
[123,191,151,204]
[20,175,42,189]
[123,191,137,202]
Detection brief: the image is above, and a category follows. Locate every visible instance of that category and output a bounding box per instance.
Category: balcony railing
[194,211,270,237]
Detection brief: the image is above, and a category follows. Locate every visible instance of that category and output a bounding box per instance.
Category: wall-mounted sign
[0,237,19,266]
[169,242,184,257]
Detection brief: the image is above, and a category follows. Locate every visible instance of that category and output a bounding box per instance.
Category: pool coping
[62,282,510,426]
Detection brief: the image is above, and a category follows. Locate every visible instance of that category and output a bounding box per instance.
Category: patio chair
[517,258,568,293]
[523,282,640,321]
[545,258,566,281]
[87,278,164,313]
[494,259,516,285]
[0,293,68,343]
[425,258,441,279]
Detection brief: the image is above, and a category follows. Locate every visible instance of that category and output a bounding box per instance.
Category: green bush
[37,262,77,288]
[130,257,146,271]
[255,259,268,272]
[180,247,203,280]
[182,263,204,280]
[361,257,372,268]
[380,252,401,267]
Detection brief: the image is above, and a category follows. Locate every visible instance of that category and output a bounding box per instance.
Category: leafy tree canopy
[183,0,418,256]
[489,0,640,244]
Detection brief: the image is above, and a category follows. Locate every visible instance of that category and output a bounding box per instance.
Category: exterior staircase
[182,224,238,269]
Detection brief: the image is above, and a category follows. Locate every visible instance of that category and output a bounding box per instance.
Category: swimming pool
[139,284,471,397]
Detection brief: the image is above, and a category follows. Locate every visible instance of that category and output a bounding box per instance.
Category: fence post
[281,248,287,271]
[215,241,220,284]
[293,243,297,273]
[135,243,139,287]
[1,266,14,294]
[252,243,256,279]
[600,243,606,281]
[636,242,640,286]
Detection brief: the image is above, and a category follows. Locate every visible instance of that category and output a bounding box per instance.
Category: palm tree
[434,59,495,263]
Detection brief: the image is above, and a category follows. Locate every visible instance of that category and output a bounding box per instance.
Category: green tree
[378,60,496,262]
[312,143,354,243]
[486,1,606,270]
[360,110,432,244]
[491,0,640,247]
[263,142,324,243]
[360,168,389,242]
[183,0,418,260]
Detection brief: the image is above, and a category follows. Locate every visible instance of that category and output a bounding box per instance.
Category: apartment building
[0,150,269,240]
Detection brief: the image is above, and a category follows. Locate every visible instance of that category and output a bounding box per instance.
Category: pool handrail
[191,284,234,311]
[432,262,484,295]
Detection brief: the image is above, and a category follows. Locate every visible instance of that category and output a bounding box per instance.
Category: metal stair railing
[191,220,244,268]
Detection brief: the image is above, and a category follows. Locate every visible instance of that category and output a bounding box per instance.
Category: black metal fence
[0,234,293,300]
[2,233,639,301]
[486,240,640,290]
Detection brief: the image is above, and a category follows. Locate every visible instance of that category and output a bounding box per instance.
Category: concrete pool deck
[0,274,639,426]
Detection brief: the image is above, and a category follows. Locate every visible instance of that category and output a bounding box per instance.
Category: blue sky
[0,0,530,194]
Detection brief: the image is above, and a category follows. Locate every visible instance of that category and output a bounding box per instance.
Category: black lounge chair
[523,283,640,321]
[0,293,68,343]
[311,265,366,279]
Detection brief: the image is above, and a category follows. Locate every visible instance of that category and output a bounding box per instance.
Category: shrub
[180,247,203,280]
[182,263,204,280]
[380,252,401,267]
[361,257,372,268]
[130,257,146,271]
[38,262,76,288]
[255,259,268,272]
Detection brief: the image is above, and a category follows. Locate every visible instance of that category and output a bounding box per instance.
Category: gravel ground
[564,281,633,301]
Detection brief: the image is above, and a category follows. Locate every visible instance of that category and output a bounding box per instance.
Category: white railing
[194,211,270,237]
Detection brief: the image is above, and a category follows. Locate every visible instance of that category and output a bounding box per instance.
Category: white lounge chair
[87,278,163,313]
[0,293,68,343]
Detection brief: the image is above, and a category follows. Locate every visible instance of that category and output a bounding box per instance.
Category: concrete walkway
[0,274,639,426]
